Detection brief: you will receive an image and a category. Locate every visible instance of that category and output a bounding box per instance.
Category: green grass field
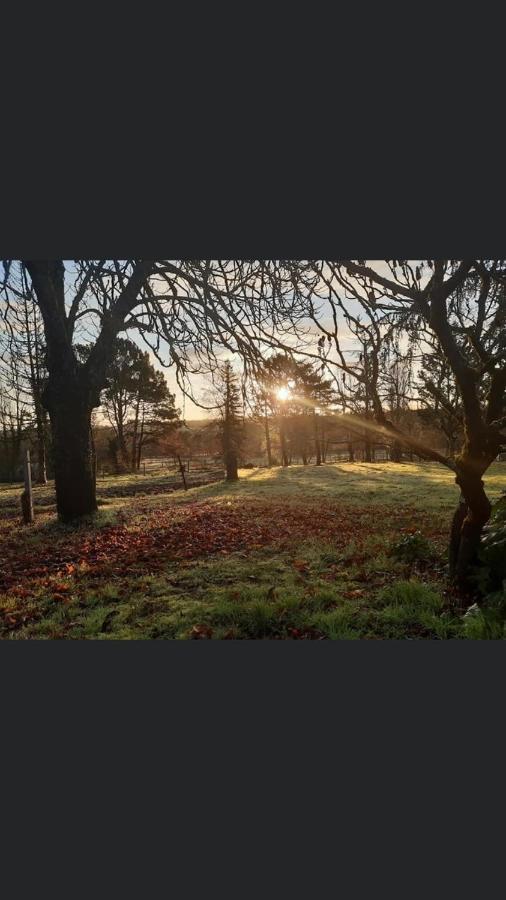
[1,461,505,639]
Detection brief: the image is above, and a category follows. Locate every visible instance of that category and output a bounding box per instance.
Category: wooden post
[21,448,35,524]
[177,454,188,491]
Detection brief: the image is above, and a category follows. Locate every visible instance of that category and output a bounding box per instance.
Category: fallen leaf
[189,624,213,640]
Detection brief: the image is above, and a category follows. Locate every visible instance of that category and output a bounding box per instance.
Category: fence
[97,455,225,492]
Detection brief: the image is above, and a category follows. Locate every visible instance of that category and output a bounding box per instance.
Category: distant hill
[182,419,214,430]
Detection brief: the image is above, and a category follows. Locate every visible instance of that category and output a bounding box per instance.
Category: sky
[115,260,426,421]
[141,260,402,420]
[136,322,356,421]
[1,260,423,422]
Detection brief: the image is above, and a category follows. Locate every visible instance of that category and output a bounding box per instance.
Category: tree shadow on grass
[232,462,464,508]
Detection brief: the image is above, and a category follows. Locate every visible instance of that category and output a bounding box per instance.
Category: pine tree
[255,354,335,466]
[217,361,243,481]
[100,339,180,472]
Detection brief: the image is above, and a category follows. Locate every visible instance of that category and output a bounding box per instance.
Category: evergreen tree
[101,339,180,472]
[216,361,243,481]
[255,354,335,466]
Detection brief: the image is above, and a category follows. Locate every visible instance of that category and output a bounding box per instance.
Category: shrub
[477,493,506,590]
[471,493,506,638]
[390,531,435,564]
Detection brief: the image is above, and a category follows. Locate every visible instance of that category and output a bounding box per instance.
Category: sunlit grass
[1,461,505,640]
[188,460,506,512]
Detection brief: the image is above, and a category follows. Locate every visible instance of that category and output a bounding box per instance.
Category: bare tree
[0,268,49,482]
[302,260,506,592]
[0,261,305,519]
[417,340,463,457]
[0,370,26,481]
[380,341,416,462]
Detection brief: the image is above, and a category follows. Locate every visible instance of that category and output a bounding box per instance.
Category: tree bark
[225,449,238,481]
[449,493,468,586]
[35,411,48,484]
[450,464,493,596]
[90,426,97,485]
[113,395,130,472]
[117,434,129,471]
[45,378,97,521]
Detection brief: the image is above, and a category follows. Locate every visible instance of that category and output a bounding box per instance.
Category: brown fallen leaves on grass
[0,497,448,605]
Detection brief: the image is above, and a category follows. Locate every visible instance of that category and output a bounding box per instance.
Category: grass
[1,461,505,640]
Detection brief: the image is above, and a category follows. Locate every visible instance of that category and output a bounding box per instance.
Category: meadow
[1,461,505,640]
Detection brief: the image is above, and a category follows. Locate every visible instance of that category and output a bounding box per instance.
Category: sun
[276,386,290,401]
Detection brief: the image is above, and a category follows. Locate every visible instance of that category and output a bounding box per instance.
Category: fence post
[21,448,34,524]
[177,454,188,491]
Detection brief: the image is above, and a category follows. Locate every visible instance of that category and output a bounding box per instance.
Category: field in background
[0,456,225,512]
[1,461,505,640]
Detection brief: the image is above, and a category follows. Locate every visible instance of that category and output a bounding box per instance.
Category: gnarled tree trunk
[450,462,493,597]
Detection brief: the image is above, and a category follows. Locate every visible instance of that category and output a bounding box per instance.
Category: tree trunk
[117,432,129,472]
[264,407,273,466]
[390,440,402,463]
[90,426,97,484]
[280,419,289,467]
[313,410,322,465]
[35,413,47,484]
[348,441,355,462]
[225,449,238,482]
[364,434,372,462]
[137,411,145,470]
[46,381,97,521]
[131,396,141,470]
[449,464,493,598]
[449,493,468,585]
